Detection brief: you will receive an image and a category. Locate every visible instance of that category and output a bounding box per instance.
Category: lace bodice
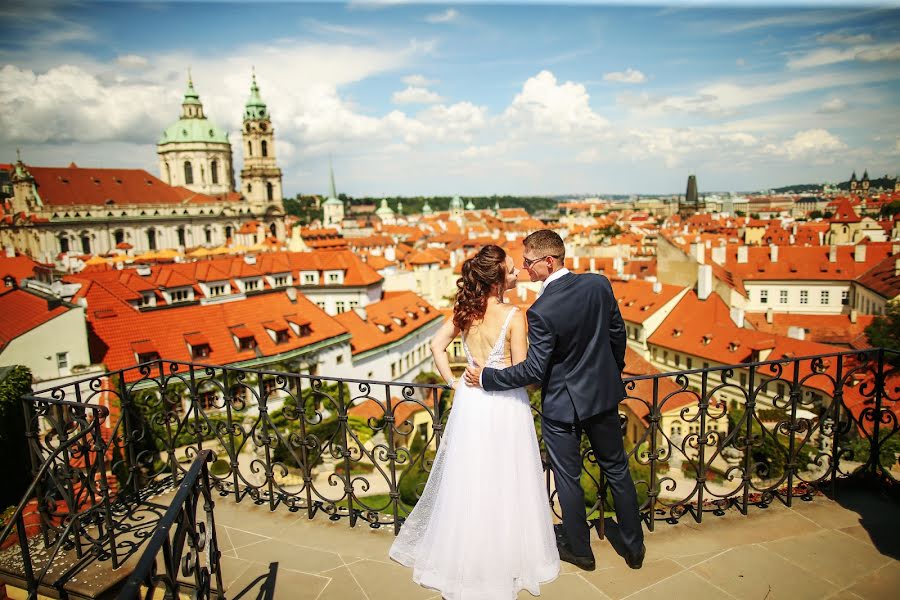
[462,307,518,369]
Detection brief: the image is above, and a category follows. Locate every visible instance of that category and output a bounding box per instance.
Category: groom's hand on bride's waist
[464,364,483,388]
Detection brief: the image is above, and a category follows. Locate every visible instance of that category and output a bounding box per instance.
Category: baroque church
[0,74,285,262]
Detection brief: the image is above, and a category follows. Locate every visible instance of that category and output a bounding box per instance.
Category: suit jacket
[482,272,626,423]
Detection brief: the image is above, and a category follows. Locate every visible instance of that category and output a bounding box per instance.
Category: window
[273,275,288,287]
[274,329,290,344]
[262,140,268,157]
[663,351,669,363]
[298,324,312,337]
[349,300,359,309]
[147,229,157,251]
[391,363,397,378]
[800,290,808,305]
[328,273,340,283]
[59,235,69,253]
[211,160,218,184]
[336,354,344,365]
[191,344,210,359]
[137,351,159,363]
[304,274,317,284]
[740,373,747,387]
[238,336,256,351]
[842,290,849,305]
[687,357,693,370]
[777,383,786,398]
[316,301,326,310]
[821,290,829,304]
[209,284,226,297]
[177,227,186,247]
[184,161,193,185]
[56,352,69,370]
[244,279,259,291]
[247,141,252,156]
[80,233,91,254]
[335,301,346,314]
[114,230,125,245]
[675,354,681,368]
[205,227,212,244]
[225,226,233,239]
[780,290,788,304]
[266,182,274,201]
[171,289,190,302]
[760,289,768,304]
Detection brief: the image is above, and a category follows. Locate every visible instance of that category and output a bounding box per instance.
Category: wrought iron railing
[21,347,898,540]
[0,396,113,599]
[118,449,223,600]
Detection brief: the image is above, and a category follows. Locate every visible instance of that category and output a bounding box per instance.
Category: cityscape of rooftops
[1,1,899,196]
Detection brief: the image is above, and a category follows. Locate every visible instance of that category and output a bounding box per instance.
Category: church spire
[244,69,268,120]
[329,157,338,199]
[181,70,204,118]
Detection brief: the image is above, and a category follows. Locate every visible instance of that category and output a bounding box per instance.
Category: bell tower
[240,72,284,215]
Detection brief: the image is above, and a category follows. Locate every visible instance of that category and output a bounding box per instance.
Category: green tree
[809,210,824,219]
[865,299,900,365]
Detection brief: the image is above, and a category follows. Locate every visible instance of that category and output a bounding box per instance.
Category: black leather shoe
[557,540,596,571]
[625,544,646,570]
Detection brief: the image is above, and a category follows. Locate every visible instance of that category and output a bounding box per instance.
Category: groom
[464,229,645,571]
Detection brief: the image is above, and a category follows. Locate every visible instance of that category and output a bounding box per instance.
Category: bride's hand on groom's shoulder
[464,364,483,388]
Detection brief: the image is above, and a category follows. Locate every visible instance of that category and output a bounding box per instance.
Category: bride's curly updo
[453,244,507,330]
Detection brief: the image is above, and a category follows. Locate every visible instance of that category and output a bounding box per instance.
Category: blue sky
[1,1,899,196]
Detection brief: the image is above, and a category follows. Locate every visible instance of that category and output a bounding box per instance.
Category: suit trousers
[542,410,644,557]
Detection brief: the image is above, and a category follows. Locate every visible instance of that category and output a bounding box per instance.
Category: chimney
[286,287,297,303]
[730,306,745,328]
[789,234,795,245]
[573,256,580,270]
[818,231,825,245]
[766,307,773,324]
[737,246,748,264]
[692,241,705,264]
[244,254,257,265]
[136,265,151,276]
[711,246,726,265]
[697,264,713,300]
[613,257,624,275]
[589,257,596,272]
[385,246,396,262]
[854,245,866,263]
[4,246,14,258]
[353,306,368,321]
[787,326,805,340]
[769,244,778,263]
[850,308,858,324]
[829,245,837,263]
[652,281,662,294]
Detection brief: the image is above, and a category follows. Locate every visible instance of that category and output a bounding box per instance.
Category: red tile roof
[26,166,220,207]
[85,288,347,379]
[611,279,686,324]
[0,254,49,285]
[855,252,900,300]
[0,288,73,351]
[333,291,442,355]
[830,197,862,223]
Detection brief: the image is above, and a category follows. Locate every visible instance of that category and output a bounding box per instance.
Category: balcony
[0,347,897,599]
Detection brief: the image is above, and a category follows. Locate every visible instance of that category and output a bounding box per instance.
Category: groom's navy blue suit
[482,271,644,558]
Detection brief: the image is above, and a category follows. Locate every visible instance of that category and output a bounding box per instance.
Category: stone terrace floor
[191,487,900,600]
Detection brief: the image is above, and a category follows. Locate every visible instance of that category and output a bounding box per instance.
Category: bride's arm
[430,318,461,386]
[509,310,528,365]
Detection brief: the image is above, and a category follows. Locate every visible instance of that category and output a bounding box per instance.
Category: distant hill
[771,175,897,195]
[771,183,823,194]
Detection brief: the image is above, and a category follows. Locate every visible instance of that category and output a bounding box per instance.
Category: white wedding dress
[389,307,560,599]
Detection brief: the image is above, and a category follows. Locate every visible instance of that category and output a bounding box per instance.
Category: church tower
[679,174,700,218]
[157,73,234,196]
[322,161,344,228]
[240,73,284,215]
[10,152,38,215]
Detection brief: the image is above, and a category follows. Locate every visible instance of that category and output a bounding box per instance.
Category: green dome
[376,199,395,217]
[449,195,463,209]
[465,199,476,210]
[159,118,229,145]
[323,196,342,206]
[244,73,269,120]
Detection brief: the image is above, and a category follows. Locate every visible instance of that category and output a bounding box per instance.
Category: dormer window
[185,332,210,359]
[230,325,256,351]
[702,335,712,345]
[209,284,227,297]
[672,329,682,337]
[302,272,317,285]
[132,340,159,364]
[728,341,740,352]
[243,279,260,292]
[170,288,190,303]
[273,275,288,287]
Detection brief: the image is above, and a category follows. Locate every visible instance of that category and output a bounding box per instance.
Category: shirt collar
[541,267,570,291]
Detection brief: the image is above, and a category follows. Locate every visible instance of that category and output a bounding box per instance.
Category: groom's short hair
[523,229,565,261]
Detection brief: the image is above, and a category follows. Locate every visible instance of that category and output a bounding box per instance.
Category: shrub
[0,366,33,511]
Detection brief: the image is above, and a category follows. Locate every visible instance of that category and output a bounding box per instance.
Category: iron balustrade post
[116,372,140,496]
[294,375,314,520]
[256,371,276,511]
[871,348,885,478]
[14,511,36,599]
[696,369,709,523]
[830,354,845,495]
[647,377,659,532]
[338,383,355,526]
[741,366,756,515]
[90,401,120,569]
[384,388,399,534]
[786,358,801,507]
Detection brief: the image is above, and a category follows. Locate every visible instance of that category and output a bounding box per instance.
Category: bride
[389,244,560,599]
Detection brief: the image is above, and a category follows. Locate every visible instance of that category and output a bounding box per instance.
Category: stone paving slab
[206,488,899,599]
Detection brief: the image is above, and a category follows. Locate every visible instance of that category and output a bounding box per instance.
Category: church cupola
[241,71,284,219]
[181,74,205,119]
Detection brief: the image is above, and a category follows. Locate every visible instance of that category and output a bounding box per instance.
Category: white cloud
[116,54,149,69]
[392,86,444,104]
[504,70,608,135]
[603,68,647,84]
[403,74,438,87]
[736,58,746,67]
[788,43,900,69]
[460,142,509,159]
[425,9,459,24]
[817,97,847,113]
[817,33,872,45]
[767,129,846,161]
